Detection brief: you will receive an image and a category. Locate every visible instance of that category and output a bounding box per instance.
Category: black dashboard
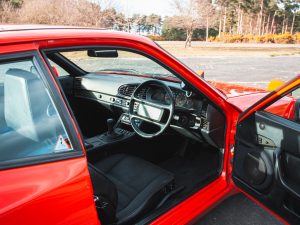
[71,73,225,149]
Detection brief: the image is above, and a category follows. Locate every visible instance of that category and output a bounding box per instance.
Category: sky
[100,0,176,18]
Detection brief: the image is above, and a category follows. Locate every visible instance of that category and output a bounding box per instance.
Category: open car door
[233,75,300,225]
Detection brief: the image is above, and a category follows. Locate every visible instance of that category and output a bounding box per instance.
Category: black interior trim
[233,109,300,224]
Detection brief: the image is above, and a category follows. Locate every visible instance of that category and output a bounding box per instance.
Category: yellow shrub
[146,35,166,41]
[212,33,297,44]
[273,33,294,44]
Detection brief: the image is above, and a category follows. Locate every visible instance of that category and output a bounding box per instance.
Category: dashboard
[72,73,225,149]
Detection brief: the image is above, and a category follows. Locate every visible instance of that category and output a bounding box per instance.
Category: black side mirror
[87,49,118,58]
[294,99,300,123]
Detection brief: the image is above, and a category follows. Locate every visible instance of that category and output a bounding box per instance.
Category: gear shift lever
[102,118,123,142]
[107,118,115,135]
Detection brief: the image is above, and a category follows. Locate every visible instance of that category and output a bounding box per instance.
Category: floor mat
[158,146,220,196]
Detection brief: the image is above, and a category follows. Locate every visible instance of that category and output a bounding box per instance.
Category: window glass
[48,59,69,77]
[61,50,175,78]
[264,87,300,123]
[0,59,73,162]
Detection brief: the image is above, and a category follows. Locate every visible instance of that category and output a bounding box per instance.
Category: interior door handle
[275,148,300,199]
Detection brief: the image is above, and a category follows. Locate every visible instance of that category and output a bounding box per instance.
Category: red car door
[232,75,300,224]
[0,51,99,225]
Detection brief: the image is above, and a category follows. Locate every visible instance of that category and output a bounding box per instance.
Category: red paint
[0,25,296,225]
[0,158,100,225]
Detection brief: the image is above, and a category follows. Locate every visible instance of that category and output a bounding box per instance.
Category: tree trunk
[262,15,266,35]
[291,13,296,34]
[185,30,189,48]
[206,16,209,42]
[223,7,227,34]
[271,11,276,34]
[218,12,222,37]
[237,2,241,34]
[250,18,253,35]
[282,14,285,34]
[185,29,192,48]
[258,0,264,35]
[285,17,288,34]
[240,11,243,34]
[256,13,260,35]
[265,13,270,34]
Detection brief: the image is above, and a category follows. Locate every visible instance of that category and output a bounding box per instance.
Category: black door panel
[233,111,300,224]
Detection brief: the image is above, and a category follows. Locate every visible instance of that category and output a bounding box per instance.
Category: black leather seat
[88,154,174,225]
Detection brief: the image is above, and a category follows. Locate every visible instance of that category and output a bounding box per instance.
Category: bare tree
[196,0,215,42]
[170,0,205,47]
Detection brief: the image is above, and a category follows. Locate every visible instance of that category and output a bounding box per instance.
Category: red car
[0,25,299,225]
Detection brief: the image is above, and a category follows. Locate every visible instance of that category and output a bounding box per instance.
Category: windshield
[61,50,176,78]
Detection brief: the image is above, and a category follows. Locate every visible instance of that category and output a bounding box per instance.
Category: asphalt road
[194,194,284,225]
[181,55,300,89]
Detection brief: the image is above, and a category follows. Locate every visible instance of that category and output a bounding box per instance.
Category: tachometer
[175,92,187,107]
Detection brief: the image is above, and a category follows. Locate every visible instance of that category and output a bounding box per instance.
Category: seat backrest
[4,69,51,142]
[88,163,118,224]
[0,83,6,131]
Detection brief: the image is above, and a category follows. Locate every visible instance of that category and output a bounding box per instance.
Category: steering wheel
[129,80,175,138]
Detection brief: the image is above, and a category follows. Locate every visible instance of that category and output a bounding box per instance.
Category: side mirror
[87,49,118,58]
[294,99,300,123]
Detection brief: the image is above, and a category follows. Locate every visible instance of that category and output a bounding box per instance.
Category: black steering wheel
[129,80,175,138]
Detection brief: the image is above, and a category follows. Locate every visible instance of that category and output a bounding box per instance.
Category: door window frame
[0,51,84,170]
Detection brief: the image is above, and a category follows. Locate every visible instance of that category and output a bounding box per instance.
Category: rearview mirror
[87,49,118,58]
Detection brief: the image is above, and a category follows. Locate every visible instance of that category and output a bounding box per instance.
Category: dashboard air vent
[74,77,82,89]
[118,84,138,97]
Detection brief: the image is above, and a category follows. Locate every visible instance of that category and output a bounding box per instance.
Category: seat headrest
[4,68,50,142]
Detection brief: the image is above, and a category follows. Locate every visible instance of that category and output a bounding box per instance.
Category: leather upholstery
[90,154,174,225]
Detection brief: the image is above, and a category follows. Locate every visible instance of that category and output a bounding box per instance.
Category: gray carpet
[194,194,284,225]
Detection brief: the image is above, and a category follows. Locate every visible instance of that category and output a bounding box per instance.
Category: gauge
[164,93,172,104]
[152,89,165,102]
[175,92,187,107]
[185,99,193,108]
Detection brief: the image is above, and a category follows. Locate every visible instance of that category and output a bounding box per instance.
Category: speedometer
[175,92,187,107]
[152,89,165,102]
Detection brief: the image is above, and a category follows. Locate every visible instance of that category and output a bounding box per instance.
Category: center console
[85,116,135,151]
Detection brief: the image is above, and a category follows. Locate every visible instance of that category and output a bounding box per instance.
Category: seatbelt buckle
[94,195,109,209]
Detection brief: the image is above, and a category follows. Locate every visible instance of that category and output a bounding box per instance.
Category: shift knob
[107,118,115,134]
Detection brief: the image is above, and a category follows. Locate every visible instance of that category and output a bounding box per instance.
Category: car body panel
[0,157,99,225]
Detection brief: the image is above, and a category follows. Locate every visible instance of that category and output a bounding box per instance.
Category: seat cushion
[93,154,174,224]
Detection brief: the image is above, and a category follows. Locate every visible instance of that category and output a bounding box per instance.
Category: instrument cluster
[149,87,194,109]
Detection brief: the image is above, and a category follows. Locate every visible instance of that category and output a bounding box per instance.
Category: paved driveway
[181,55,300,89]
[194,194,284,225]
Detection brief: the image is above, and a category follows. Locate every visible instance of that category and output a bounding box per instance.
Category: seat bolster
[88,163,118,208]
[116,171,174,224]
[88,163,118,224]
